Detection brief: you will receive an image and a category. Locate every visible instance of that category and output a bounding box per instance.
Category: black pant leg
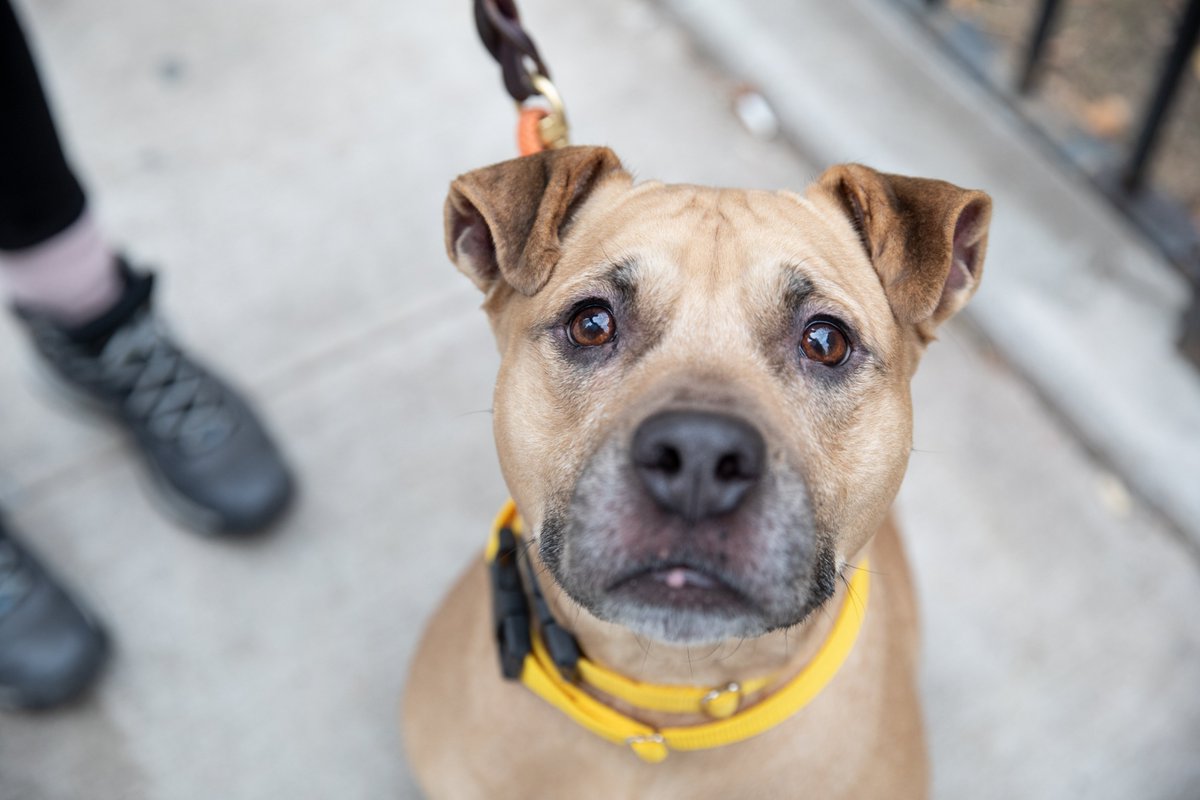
[0,0,86,251]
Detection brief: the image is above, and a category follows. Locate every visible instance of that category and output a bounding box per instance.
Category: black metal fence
[908,0,1200,368]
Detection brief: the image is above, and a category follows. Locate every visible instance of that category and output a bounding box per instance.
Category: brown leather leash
[473,0,570,155]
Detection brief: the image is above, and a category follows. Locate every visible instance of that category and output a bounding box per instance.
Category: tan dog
[404,147,990,799]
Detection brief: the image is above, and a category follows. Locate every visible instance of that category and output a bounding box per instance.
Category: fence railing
[909,0,1200,368]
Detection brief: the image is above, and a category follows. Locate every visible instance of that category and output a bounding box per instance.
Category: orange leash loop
[517,107,550,156]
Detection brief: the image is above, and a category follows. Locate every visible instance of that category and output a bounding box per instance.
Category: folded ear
[818,163,992,336]
[444,146,625,296]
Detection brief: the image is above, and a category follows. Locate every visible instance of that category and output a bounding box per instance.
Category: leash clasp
[525,73,569,150]
[473,0,570,153]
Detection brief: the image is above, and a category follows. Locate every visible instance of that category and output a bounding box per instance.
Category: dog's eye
[800,321,850,366]
[568,305,617,347]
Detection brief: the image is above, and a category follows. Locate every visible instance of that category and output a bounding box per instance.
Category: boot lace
[101,313,238,453]
[0,538,32,618]
[42,312,243,454]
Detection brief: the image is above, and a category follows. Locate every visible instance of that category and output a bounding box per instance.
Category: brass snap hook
[523,73,569,150]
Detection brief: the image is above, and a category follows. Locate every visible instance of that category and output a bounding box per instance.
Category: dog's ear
[444,146,625,296]
[818,164,992,335]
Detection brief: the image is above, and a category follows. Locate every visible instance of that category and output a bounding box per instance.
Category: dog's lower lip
[606,565,751,610]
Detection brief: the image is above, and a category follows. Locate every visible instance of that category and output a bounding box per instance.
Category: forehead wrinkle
[582,187,722,270]
[706,195,740,287]
[619,184,716,226]
[737,190,771,225]
[709,216,724,280]
[670,243,759,361]
[772,189,825,222]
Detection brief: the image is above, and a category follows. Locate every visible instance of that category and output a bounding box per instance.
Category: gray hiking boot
[0,519,107,710]
[16,260,294,534]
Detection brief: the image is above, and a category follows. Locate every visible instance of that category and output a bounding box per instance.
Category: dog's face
[446,147,990,645]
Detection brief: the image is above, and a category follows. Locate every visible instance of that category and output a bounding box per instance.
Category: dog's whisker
[840,573,866,619]
[696,641,723,664]
[714,637,746,663]
[843,562,888,577]
[639,637,652,672]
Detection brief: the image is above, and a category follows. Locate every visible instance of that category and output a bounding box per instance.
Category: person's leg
[0,0,294,709]
[0,0,108,712]
[0,0,122,324]
[0,0,294,535]
[0,0,85,249]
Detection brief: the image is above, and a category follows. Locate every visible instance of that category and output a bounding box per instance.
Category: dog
[404,146,991,799]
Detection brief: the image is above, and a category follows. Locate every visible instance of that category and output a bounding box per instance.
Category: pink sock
[0,211,123,326]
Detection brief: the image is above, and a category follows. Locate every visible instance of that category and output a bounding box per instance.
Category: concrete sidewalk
[1,0,1197,798]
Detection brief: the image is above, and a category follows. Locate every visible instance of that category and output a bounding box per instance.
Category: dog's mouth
[606,563,756,614]
[542,457,822,643]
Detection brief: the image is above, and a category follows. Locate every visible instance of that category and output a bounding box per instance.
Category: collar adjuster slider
[624,733,669,764]
[699,682,744,719]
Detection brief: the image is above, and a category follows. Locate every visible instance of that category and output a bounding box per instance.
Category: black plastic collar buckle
[490,523,584,684]
[490,526,531,680]
[524,558,581,684]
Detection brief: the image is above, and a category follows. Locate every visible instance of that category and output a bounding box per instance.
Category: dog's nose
[632,410,765,522]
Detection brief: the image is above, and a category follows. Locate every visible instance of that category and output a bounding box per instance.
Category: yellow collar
[485,499,870,763]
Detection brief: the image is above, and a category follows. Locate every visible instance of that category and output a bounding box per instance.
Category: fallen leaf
[1081,93,1132,139]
